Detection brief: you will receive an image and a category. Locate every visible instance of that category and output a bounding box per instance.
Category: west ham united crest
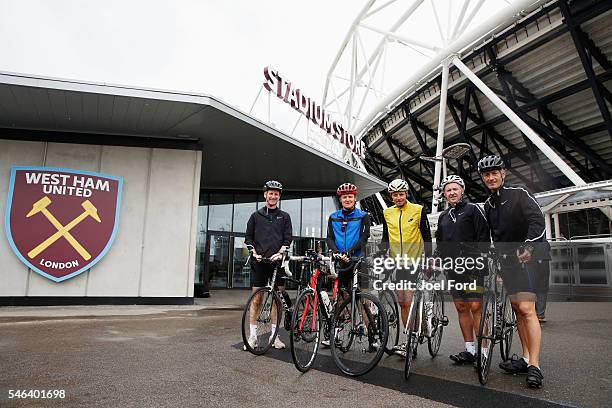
[5,166,123,282]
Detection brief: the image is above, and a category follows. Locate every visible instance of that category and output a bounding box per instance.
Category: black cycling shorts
[337,261,368,290]
[395,267,420,284]
[250,261,285,288]
[445,271,484,301]
[499,258,547,296]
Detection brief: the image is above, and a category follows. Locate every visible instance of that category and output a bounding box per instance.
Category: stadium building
[0,73,385,305]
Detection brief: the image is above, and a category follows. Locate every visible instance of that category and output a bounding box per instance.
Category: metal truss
[351,0,612,222]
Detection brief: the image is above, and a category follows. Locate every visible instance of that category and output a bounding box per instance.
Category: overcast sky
[0,0,509,151]
[0,0,360,113]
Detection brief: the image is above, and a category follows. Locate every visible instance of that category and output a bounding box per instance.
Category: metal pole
[545,213,553,240]
[267,90,271,124]
[249,85,264,115]
[552,213,561,239]
[451,56,587,186]
[442,157,448,179]
[432,59,450,214]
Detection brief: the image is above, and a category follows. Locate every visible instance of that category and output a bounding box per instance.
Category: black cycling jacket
[435,199,490,259]
[484,183,550,259]
[245,206,292,258]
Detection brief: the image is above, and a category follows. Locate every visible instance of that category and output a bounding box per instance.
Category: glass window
[194,194,209,293]
[232,237,251,288]
[208,194,233,232]
[233,194,257,233]
[208,234,230,288]
[280,198,301,236]
[558,213,569,239]
[567,210,588,239]
[587,209,611,237]
[256,193,266,210]
[301,197,322,238]
[322,196,338,237]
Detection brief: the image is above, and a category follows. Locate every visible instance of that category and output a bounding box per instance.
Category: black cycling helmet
[477,155,505,173]
[263,180,283,192]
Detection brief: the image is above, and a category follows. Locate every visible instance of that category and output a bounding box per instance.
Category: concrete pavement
[0,295,610,407]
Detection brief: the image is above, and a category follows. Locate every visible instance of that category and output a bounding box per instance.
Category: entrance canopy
[535,179,612,215]
[0,72,386,197]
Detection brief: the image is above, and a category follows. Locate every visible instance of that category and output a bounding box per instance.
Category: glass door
[232,236,251,288]
[206,233,231,288]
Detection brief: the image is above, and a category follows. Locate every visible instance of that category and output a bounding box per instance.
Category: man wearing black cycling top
[245,180,293,350]
[478,155,547,388]
[435,175,490,366]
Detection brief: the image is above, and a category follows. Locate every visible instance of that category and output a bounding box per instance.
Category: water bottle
[320,291,332,314]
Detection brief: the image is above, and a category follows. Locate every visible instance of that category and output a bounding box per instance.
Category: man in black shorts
[435,175,490,366]
[479,155,548,388]
[244,180,292,350]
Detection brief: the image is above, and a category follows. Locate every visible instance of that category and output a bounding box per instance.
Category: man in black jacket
[435,175,490,366]
[244,180,292,350]
[478,155,547,389]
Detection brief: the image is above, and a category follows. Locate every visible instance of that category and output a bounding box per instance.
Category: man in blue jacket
[326,182,371,289]
[323,183,370,348]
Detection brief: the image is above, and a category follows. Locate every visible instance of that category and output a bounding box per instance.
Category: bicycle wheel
[330,292,388,377]
[427,290,445,357]
[379,289,400,356]
[499,294,516,362]
[290,290,320,372]
[241,287,281,355]
[404,290,421,380]
[477,293,496,385]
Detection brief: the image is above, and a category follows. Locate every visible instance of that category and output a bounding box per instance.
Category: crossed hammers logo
[26,196,101,261]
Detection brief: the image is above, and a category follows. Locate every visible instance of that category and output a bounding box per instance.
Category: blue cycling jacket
[326,207,371,256]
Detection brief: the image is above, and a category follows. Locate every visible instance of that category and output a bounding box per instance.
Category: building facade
[0,72,385,305]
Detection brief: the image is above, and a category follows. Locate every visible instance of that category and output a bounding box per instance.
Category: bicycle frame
[292,253,336,334]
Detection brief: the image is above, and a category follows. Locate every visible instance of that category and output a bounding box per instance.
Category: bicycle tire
[289,290,321,372]
[427,290,445,357]
[404,290,421,380]
[379,289,400,356]
[477,293,496,385]
[499,293,516,362]
[330,292,388,377]
[241,287,282,355]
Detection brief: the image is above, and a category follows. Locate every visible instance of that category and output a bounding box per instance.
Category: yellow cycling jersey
[383,203,425,259]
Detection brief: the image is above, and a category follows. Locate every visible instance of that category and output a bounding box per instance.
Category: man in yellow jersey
[378,179,432,357]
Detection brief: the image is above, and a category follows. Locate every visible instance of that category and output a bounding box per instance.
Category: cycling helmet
[440,175,465,190]
[263,180,283,192]
[388,179,409,193]
[336,182,358,196]
[477,155,505,173]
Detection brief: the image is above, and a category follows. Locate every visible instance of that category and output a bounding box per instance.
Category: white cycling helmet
[388,179,409,193]
[440,175,465,190]
[263,180,283,192]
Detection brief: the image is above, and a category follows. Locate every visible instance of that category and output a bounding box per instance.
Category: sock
[249,324,257,338]
[522,357,529,364]
[271,324,277,337]
[528,364,540,369]
[465,342,475,355]
[482,347,489,358]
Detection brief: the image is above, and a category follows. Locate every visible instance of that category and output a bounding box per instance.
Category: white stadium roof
[323,0,612,218]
